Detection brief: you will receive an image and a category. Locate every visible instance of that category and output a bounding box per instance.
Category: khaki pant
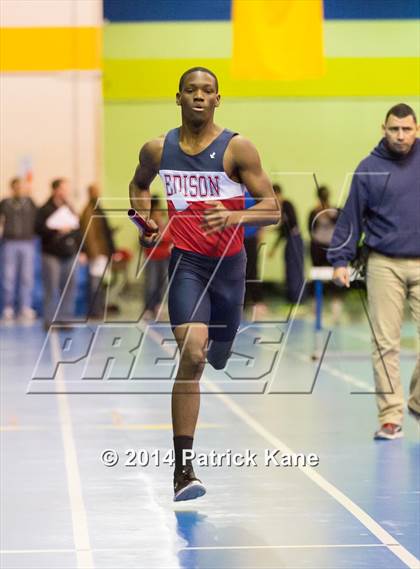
[366,252,420,425]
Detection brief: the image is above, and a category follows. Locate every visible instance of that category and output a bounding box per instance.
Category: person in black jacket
[35,178,83,329]
[269,184,305,303]
[308,185,338,267]
[80,184,115,318]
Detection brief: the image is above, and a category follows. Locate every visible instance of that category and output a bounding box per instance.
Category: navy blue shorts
[168,247,246,342]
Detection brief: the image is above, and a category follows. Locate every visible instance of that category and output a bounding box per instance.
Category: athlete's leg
[207,340,235,370]
[207,250,246,370]
[168,249,210,499]
[172,323,208,436]
[171,326,208,500]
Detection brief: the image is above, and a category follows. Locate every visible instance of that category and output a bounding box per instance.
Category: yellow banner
[0,27,101,72]
[232,0,325,80]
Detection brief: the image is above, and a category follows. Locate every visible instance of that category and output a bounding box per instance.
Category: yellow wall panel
[0,27,102,71]
[232,0,324,81]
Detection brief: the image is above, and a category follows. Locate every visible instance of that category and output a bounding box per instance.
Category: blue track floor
[1,316,419,569]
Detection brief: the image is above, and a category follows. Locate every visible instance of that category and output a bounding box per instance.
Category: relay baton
[127,209,158,237]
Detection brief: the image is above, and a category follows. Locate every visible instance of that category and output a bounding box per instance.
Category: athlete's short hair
[385,103,417,124]
[178,67,219,92]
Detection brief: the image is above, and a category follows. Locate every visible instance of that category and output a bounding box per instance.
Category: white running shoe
[374,423,403,440]
[20,307,37,321]
[1,307,15,322]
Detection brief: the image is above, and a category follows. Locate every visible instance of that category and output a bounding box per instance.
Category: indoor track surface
[1,317,419,569]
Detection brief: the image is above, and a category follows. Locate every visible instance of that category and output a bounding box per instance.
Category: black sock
[173,435,194,474]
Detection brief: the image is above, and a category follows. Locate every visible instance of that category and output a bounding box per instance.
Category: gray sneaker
[374,423,403,440]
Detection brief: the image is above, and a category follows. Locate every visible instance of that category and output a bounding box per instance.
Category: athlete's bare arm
[202,136,280,235]
[129,137,164,245]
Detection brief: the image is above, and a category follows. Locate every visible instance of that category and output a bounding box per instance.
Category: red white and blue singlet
[159,128,245,257]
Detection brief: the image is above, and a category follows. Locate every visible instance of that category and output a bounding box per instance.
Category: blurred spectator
[308,185,338,266]
[269,184,305,303]
[308,185,342,322]
[143,197,172,320]
[80,184,115,318]
[243,189,268,317]
[35,178,83,329]
[0,177,38,321]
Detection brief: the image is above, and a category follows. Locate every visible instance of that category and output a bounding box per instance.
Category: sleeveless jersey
[159,127,245,257]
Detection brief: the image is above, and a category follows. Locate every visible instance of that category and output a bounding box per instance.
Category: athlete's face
[382,114,418,155]
[176,72,220,123]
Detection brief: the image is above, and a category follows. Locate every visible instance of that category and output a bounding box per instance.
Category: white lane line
[138,473,181,568]
[0,543,393,554]
[50,332,94,569]
[291,349,373,391]
[204,380,419,569]
[182,543,393,551]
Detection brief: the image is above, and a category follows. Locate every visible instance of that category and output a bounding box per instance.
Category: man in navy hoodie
[328,103,419,440]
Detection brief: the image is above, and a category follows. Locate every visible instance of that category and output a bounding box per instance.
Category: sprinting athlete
[129,67,280,501]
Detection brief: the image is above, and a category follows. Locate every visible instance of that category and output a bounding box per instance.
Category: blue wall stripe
[323,0,420,20]
[104,0,420,22]
[103,0,231,22]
